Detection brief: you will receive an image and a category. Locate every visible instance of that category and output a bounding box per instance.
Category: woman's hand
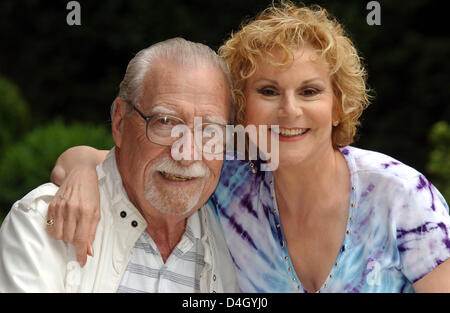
[47,165,100,267]
[46,146,108,266]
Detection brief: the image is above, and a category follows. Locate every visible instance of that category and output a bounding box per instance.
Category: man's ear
[112,98,127,148]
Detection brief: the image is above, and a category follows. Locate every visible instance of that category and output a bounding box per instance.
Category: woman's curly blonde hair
[218,1,371,148]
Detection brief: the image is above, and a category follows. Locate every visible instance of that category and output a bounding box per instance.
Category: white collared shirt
[117,212,205,293]
[0,149,238,293]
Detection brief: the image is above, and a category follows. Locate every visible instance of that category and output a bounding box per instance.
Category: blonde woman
[45,2,450,292]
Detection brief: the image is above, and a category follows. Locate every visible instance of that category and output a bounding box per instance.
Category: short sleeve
[395,174,450,283]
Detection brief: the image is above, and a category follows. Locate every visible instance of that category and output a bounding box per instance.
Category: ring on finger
[46,219,55,227]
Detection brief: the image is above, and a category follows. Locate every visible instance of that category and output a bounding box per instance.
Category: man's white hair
[111,37,234,123]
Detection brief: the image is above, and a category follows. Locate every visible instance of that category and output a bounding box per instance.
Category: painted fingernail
[88,243,94,257]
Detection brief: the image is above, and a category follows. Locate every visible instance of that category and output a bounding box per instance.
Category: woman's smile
[244,45,337,167]
[270,126,311,142]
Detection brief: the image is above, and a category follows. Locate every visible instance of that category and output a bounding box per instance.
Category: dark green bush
[427,121,450,204]
[0,120,114,217]
[0,74,30,154]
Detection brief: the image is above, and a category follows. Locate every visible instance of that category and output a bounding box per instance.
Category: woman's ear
[332,95,341,127]
[112,98,127,148]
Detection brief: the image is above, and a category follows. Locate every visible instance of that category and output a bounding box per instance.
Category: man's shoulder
[0,183,72,292]
[3,182,59,240]
[11,182,58,218]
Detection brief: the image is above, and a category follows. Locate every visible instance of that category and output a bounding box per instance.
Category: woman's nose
[278,94,303,118]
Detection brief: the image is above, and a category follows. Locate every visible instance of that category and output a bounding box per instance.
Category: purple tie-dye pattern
[361,183,375,198]
[400,282,408,293]
[272,213,284,243]
[416,175,428,190]
[382,161,400,169]
[209,146,450,292]
[347,243,387,293]
[397,220,450,271]
[261,203,272,221]
[347,259,374,293]
[226,213,258,250]
[443,237,450,250]
[416,175,437,211]
[344,259,372,293]
[397,221,440,239]
[437,222,450,249]
[357,207,372,231]
[438,222,449,237]
[398,242,410,252]
[240,193,259,219]
[230,253,241,271]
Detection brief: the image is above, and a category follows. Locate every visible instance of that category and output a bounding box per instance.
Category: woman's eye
[301,88,321,97]
[257,87,278,96]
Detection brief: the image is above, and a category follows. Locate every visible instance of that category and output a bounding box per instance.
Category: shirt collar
[185,210,202,241]
[97,148,147,228]
[98,148,203,241]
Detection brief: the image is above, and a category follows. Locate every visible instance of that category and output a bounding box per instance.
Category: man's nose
[176,130,203,166]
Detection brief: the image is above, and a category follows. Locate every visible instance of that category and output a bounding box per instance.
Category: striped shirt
[117,211,205,293]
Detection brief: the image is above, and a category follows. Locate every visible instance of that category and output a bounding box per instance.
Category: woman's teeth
[160,171,193,181]
[273,128,309,136]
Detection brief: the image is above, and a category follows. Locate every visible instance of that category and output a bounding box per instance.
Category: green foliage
[0,74,30,154]
[0,0,448,175]
[0,0,448,219]
[427,121,450,203]
[0,121,113,215]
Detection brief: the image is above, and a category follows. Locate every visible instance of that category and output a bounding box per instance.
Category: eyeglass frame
[127,102,228,152]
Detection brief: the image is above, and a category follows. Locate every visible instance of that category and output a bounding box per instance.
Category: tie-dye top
[208,146,450,292]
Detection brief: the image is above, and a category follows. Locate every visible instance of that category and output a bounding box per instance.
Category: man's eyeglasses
[131,104,227,155]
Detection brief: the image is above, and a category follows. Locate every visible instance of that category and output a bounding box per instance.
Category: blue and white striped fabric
[117,211,205,293]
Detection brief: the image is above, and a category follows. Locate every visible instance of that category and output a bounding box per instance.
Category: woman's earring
[332,120,339,127]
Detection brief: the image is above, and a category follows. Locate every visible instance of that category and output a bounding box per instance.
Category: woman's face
[244,45,337,169]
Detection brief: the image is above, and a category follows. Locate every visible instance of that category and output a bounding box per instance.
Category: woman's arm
[413,258,450,292]
[50,146,109,186]
[47,146,109,266]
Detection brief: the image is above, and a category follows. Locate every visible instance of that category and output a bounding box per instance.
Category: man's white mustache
[152,156,210,178]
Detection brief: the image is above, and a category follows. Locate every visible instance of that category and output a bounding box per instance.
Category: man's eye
[257,87,278,96]
[154,116,180,127]
[159,117,172,125]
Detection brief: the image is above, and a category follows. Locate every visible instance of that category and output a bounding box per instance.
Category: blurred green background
[0,0,449,224]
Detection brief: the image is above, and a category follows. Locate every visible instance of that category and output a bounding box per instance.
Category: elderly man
[0,38,238,292]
